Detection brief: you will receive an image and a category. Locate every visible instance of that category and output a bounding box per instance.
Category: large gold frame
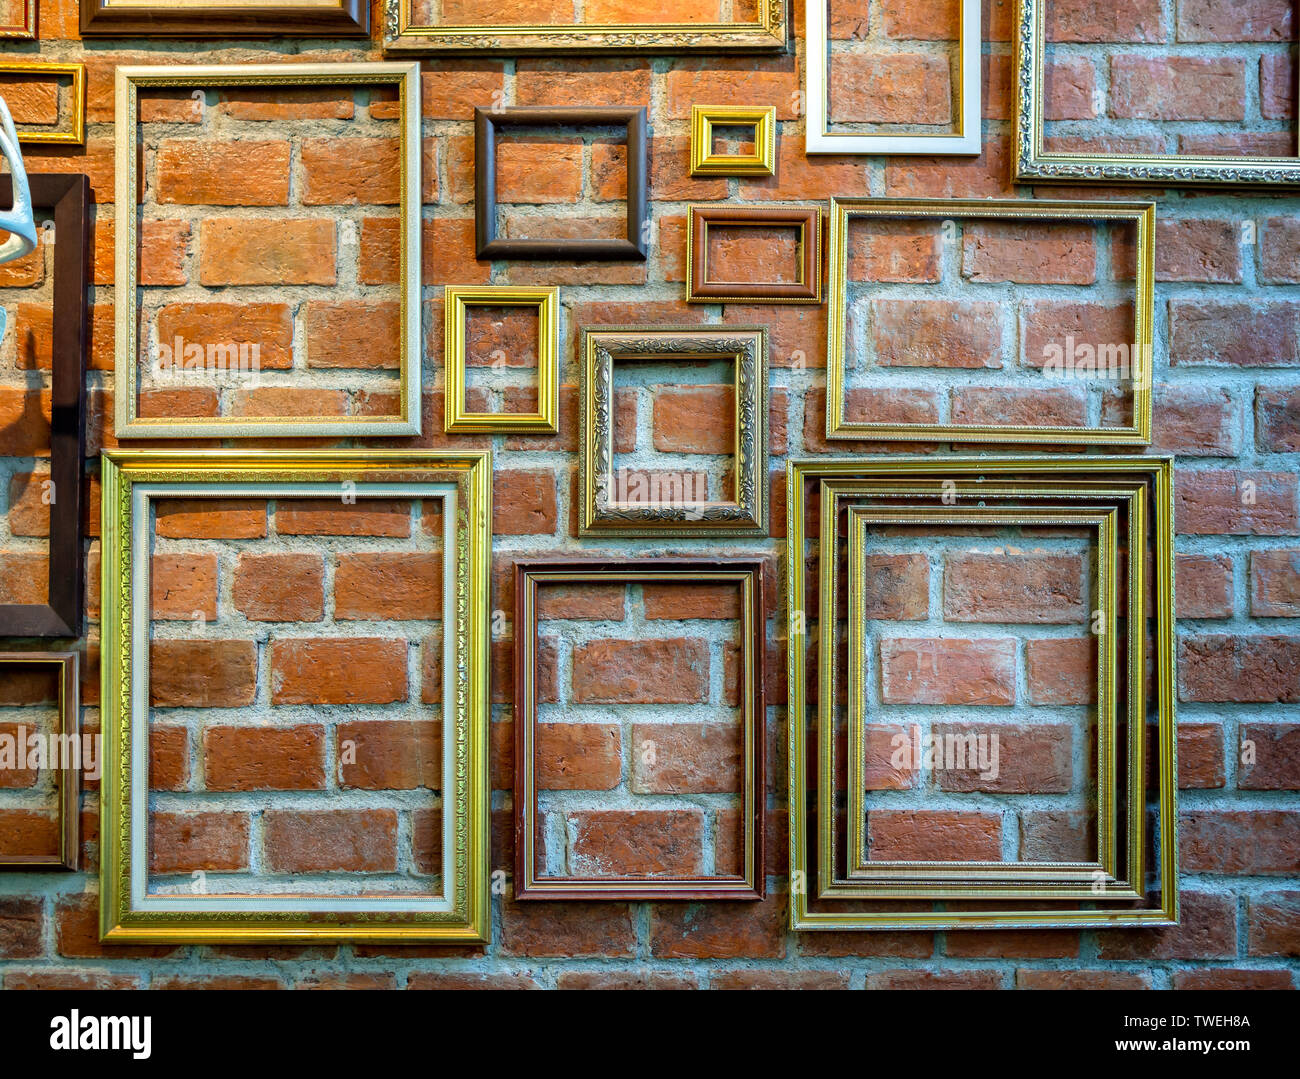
[825,197,1156,445]
[99,450,492,944]
[0,62,86,145]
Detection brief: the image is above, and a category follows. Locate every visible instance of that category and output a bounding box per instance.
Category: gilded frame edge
[0,0,35,38]
[689,105,777,176]
[80,0,370,37]
[686,203,823,304]
[0,63,86,145]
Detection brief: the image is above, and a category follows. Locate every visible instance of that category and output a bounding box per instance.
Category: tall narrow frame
[80,1,369,36]
[0,63,86,146]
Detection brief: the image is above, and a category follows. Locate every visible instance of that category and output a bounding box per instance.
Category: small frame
[99,450,492,944]
[443,285,560,435]
[475,106,648,262]
[113,62,422,440]
[687,204,822,303]
[825,197,1156,445]
[578,326,768,537]
[80,0,369,36]
[0,173,89,639]
[1015,0,1300,186]
[384,0,787,54]
[0,63,86,146]
[0,651,79,870]
[690,105,776,176]
[513,558,766,901]
[0,1,34,38]
[805,0,980,155]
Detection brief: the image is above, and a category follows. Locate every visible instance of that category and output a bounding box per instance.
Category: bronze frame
[79,0,369,36]
[687,204,822,303]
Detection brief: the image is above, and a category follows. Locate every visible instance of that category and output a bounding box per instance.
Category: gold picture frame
[0,1,35,38]
[99,449,492,944]
[690,105,776,176]
[0,62,86,145]
[825,197,1156,445]
[443,285,560,435]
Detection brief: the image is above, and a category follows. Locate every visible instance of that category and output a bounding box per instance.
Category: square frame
[805,0,980,155]
[0,63,86,146]
[0,173,89,639]
[475,106,648,261]
[1014,0,1300,186]
[513,558,766,901]
[578,325,769,537]
[687,204,822,303]
[98,449,492,944]
[690,105,776,176]
[113,62,422,440]
[0,651,79,870]
[443,285,560,434]
[825,197,1156,445]
[80,1,369,36]
[0,1,34,38]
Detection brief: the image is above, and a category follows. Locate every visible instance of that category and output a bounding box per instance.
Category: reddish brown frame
[513,557,766,901]
[687,203,823,303]
[79,0,369,36]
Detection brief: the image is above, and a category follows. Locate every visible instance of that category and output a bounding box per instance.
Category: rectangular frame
[81,0,369,36]
[0,651,79,870]
[690,105,776,176]
[98,449,492,944]
[1014,0,1300,186]
[825,197,1156,445]
[0,1,35,38]
[384,0,787,54]
[578,325,768,537]
[444,285,560,434]
[513,558,766,901]
[805,0,980,155]
[475,106,647,261]
[0,173,89,639]
[786,455,1178,931]
[113,62,422,440]
[0,63,86,146]
[687,204,822,303]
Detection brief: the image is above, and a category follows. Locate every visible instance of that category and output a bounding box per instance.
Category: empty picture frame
[687,204,822,303]
[444,285,560,434]
[475,106,648,261]
[113,62,422,440]
[805,0,980,154]
[99,449,492,944]
[0,651,80,870]
[690,105,776,176]
[513,558,766,900]
[80,0,369,36]
[384,0,787,53]
[578,326,769,536]
[0,1,35,38]
[0,63,86,145]
[0,173,89,639]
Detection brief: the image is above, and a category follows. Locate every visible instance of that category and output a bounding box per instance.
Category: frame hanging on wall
[0,63,86,145]
[687,203,822,303]
[689,105,777,177]
[0,1,35,38]
[80,0,369,36]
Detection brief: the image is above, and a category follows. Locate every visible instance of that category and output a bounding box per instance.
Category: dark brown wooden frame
[687,203,823,303]
[513,558,766,901]
[79,0,369,36]
[0,651,80,870]
[475,106,648,261]
[0,174,88,639]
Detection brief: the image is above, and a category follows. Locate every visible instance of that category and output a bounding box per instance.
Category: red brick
[406,972,541,990]
[962,221,1096,284]
[829,54,952,125]
[1257,387,1300,452]
[535,723,621,790]
[933,723,1072,794]
[630,723,740,794]
[1020,810,1090,861]
[1110,57,1245,121]
[1175,470,1298,535]
[150,811,250,873]
[566,808,704,877]
[1026,637,1097,705]
[150,553,217,621]
[337,720,440,790]
[867,970,1006,990]
[946,929,1080,960]
[150,641,256,708]
[884,136,1015,198]
[232,553,324,622]
[1181,811,1299,873]
[1239,723,1300,789]
[1263,54,1296,119]
[154,302,293,371]
[950,387,1087,429]
[1172,969,1294,990]
[198,218,336,286]
[149,726,189,792]
[1156,219,1242,283]
[493,470,557,535]
[880,638,1016,705]
[1170,301,1300,367]
[1043,59,1097,120]
[642,582,742,621]
[1251,549,1300,616]
[1177,554,1235,619]
[155,139,289,205]
[55,894,178,960]
[649,895,786,959]
[1178,723,1226,789]
[4,970,143,991]
[1017,970,1152,989]
[264,810,397,873]
[1180,635,1300,703]
[868,300,1003,369]
[555,971,700,990]
[420,64,505,120]
[204,725,325,792]
[271,639,408,705]
[301,137,399,205]
[846,219,942,283]
[335,553,442,621]
[711,970,851,990]
[868,810,1003,861]
[1176,0,1293,41]
[305,301,401,369]
[943,551,1086,623]
[0,897,42,959]
[857,554,930,619]
[572,638,709,704]
[154,498,266,539]
[500,898,636,958]
[652,385,734,454]
[1248,891,1300,956]
[1096,891,1236,960]
[275,499,412,537]
[1103,385,1239,457]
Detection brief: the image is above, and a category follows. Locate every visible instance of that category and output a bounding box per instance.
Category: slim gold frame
[825,197,1156,445]
[443,285,560,435]
[1014,0,1300,185]
[0,1,35,38]
[113,63,422,440]
[0,63,86,145]
[690,105,776,176]
[786,456,1178,931]
[98,450,492,944]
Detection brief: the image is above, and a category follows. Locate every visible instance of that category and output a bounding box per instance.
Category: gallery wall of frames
[0,0,1295,989]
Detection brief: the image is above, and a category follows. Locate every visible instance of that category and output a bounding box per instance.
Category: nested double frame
[113,63,422,440]
[689,106,777,177]
[0,63,86,145]
[0,651,79,870]
[786,457,1178,931]
[80,1,369,36]
[687,204,822,303]
[825,197,1156,445]
[99,450,492,944]
[0,174,89,638]
[578,326,769,537]
[0,1,34,37]
[513,559,766,900]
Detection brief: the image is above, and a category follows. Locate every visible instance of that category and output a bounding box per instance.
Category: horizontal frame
[113,62,422,440]
[443,285,560,434]
[1014,0,1300,186]
[0,1,34,38]
[806,0,980,155]
[0,651,79,870]
[99,450,492,944]
[825,197,1156,445]
[80,0,369,36]
[514,558,765,900]
[690,105,776,176]
[687,204,822,303]
[0,63,86,145]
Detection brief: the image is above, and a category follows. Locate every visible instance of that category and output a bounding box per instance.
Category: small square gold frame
[0,62,86,145]
[690,105,776,176]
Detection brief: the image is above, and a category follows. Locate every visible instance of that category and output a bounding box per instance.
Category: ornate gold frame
[0,63,86,145]
[98,450,491,944]
[0,1,35,38]
[690,105,776,176]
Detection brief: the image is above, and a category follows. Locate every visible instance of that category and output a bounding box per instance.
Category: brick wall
[0,0,1296,989]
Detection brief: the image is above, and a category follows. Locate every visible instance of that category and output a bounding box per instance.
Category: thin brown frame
[514,558,766,901]
[79,0,368,36]
[687,204,822,303]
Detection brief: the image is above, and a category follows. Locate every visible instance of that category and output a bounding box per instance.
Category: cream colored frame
[113,63,422,440]
[690,105,776,176]
[99,450,492,944]
[805,0,980,154]
[0,63,86,145]
[444,285,559,434]
[825,197,1156,445]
